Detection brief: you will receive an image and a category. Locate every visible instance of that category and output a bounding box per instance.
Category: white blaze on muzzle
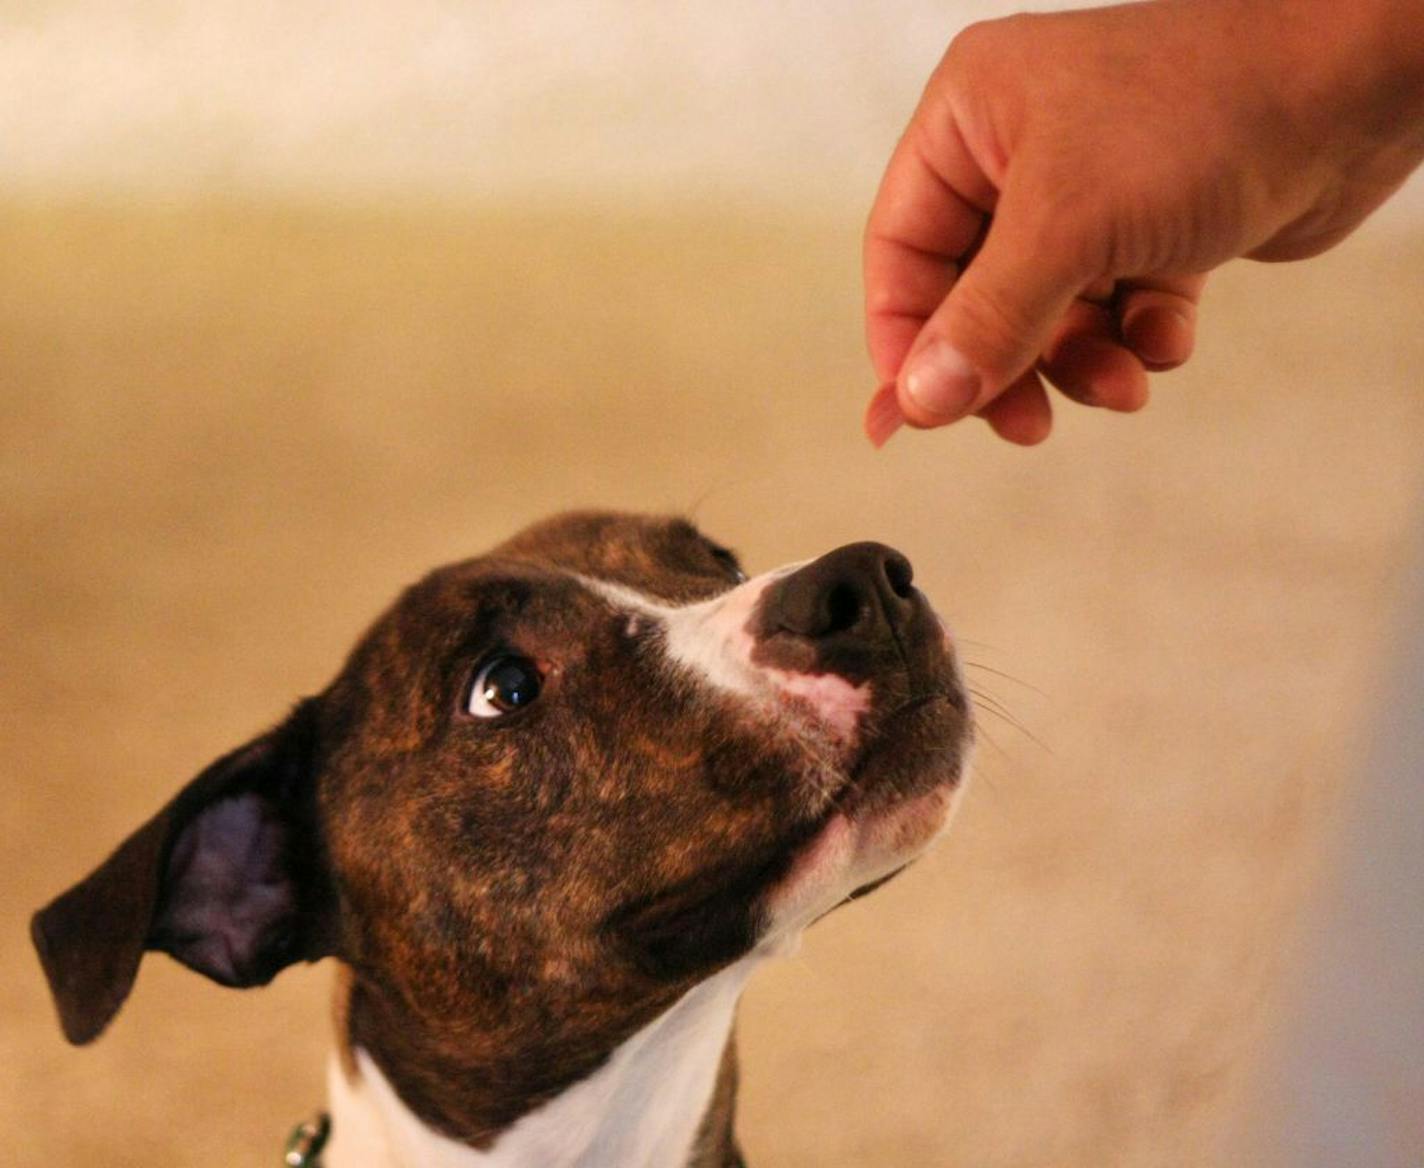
[579,568,872,743]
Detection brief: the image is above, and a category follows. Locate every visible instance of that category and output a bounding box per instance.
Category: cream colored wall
[5,1,1421,222]
[5,5,1423,1167]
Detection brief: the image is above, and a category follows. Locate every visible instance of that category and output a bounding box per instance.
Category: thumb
[896,182,1092,428]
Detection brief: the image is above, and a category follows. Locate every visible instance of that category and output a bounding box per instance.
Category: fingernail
[903,340,981,421]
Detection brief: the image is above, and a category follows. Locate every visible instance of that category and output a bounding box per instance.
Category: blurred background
[4,2,1422,1164]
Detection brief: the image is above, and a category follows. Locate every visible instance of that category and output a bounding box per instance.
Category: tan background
[4,4,1424,1166]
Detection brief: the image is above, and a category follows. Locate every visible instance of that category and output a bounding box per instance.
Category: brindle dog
[33,511,971,1167]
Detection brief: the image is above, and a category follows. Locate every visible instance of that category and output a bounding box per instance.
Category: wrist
[1359,1,1424,155]
[1262,0,1424,157]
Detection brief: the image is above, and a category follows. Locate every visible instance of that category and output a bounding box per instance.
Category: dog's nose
[764,542,918,642]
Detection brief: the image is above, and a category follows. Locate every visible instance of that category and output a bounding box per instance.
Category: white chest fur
[324,959,758,1168]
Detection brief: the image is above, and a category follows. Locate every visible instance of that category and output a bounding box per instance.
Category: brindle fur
[33,511,967,1161]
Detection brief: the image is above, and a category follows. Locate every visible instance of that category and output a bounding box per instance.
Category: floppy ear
[31,699,336,1045]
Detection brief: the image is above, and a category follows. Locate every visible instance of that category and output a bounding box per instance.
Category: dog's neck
[323,959,757,1168]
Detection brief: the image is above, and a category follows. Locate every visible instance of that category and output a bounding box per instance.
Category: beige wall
[5,1,1422,221]
[4,4,1422,1166]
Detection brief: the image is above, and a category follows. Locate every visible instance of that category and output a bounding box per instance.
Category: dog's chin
[838,690,968,814]
[757,693,969,944]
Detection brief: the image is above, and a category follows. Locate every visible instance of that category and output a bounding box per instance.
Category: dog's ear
[31,699,336,1045]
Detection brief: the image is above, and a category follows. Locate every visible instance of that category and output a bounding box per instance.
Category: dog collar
[283,1112,330,1167]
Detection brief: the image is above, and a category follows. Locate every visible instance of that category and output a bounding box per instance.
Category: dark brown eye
[709,545,747,584]
[468,656,543,718]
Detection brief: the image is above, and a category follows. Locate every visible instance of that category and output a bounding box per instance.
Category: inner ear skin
[147,702,340,987]
[30,699,336,1046]
[149,794,300,987]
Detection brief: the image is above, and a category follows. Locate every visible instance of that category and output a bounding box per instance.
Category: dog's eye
[709,545,747,584]
[467,656,543,718]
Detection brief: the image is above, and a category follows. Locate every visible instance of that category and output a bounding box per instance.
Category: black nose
[766,542,918,641]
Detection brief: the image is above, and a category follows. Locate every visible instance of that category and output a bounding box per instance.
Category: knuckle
[943,14,1024,74]
[943,20,992,73]
[865,279,910,319]
[942,13,1038,89]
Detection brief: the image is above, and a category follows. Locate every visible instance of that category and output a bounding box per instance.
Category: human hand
[863,0,1424,446]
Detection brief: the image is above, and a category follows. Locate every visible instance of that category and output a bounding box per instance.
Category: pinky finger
[1117,275,1206,371]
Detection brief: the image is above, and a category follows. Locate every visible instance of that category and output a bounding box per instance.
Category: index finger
[863,119,992,385]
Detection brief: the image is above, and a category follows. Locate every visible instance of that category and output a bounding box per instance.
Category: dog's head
[34,511,970,1062]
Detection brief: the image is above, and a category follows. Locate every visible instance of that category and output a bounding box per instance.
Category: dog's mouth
[601,683,970,982]
[750,681,971,939]
[830,686,970,816]
[598,809,830,983]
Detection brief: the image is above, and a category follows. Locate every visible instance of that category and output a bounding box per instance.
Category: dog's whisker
[969,720,1010,763]
[965,754,1005,803]
[964,684,1013,714]
[964,686,1022,726]
[967,690,1027,730]
[962,660,1048,698]
[682,484,726,523]
[967,690,1052,756]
